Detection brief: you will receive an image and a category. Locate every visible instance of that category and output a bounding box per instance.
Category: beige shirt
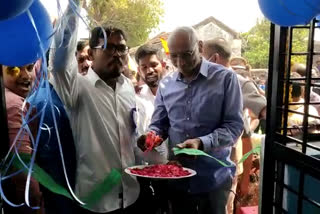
[49,6,139,212]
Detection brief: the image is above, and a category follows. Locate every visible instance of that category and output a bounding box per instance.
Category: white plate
[125,165,197,180]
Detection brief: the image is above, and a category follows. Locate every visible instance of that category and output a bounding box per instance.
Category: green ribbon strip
[173,145,262,166]
[172,147,233,167]
[238,145,261,164]
[8,153,121,209]
[81,168,121,209]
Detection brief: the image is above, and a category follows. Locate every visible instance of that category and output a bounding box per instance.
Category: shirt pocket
[196,94,223,124]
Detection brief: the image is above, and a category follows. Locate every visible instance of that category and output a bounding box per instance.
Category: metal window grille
[261,18,320,214]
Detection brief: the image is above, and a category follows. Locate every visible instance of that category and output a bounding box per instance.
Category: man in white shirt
[134,44,169,214]
[50,4,139,214]
[134,44,168,164]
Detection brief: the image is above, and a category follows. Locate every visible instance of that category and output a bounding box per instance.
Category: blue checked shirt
[149,59,243,194]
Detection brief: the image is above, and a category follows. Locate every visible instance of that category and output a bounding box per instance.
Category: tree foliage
[241,18,309,68]
[241,19,270,69]
[83,0,164,47]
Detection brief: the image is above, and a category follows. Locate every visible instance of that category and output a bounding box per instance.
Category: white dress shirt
[51,67,140,212]
[135,84,168,164]
[49,6,139,212]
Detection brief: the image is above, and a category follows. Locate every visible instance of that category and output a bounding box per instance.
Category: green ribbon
[238,145,261,164]
[172,145,261,166]
[172,147,233,167]
[8,153,121,209]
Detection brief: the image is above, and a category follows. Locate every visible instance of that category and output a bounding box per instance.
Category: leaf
[86,0,164,47]
[238,145,261,164]
[242,18,308,68]
[172,146,262,166]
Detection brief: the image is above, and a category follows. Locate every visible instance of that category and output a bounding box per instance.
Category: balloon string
[28,4,86,206]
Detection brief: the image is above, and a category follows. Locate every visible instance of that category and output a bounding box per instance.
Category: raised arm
[49,0,80,108]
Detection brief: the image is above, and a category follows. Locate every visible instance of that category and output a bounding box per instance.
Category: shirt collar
[139,84,155,98]
[86,67,125,87]
[175,59,208,81]
[86,67,101,86]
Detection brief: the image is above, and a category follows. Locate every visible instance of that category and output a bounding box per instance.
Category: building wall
[195,22,242,57]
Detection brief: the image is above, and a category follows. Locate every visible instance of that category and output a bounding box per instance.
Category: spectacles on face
[170,44,197,60]
[93,44,129,56]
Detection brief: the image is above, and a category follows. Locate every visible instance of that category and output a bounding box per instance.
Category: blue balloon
[316,15,320,26]
[0,0,53,66]
[304,0,320,12]
[258,0,317,26]
[0,0,34,21]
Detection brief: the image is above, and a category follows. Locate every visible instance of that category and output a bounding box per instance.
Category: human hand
[137,134,147,151]
[137,131,163,152]
[176,138,203,150]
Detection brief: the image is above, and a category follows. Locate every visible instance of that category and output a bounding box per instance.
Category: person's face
[76,45,92,75]
[138,54,164,88]
[90,33,128,80]
[3,64,35,98]
[169,32,202,76]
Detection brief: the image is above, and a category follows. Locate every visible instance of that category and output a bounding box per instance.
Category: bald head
[168,26,199,48]
[203,38,231,67]
[167,26,202,78]
[292,63,306,77]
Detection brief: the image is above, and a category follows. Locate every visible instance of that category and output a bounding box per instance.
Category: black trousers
[75,178,168,214]
[168,177,232,214]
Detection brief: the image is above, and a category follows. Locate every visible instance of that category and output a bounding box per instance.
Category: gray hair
[168,26,199,48]
[204,38,232,60]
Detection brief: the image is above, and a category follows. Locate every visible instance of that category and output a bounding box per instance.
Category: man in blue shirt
[137,26,243,214]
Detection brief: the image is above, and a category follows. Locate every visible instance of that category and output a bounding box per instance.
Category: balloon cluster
[0,0,53,66]
[258,0,320,26]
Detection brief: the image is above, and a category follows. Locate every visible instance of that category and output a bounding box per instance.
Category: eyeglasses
[93,44,129,56]
[170,44,197,60]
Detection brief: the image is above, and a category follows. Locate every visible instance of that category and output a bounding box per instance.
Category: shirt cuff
[199,132,220,152]
[148,126,162,137]
[198,136,210,153]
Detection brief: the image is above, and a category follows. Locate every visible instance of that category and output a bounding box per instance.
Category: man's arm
[49,1,80,109]
[242,81,267,119]
[198,72,244,152]
[7,105,33,154]
[148,86,170,140]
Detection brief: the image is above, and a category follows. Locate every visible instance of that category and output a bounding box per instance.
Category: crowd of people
[4,2,320,214]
